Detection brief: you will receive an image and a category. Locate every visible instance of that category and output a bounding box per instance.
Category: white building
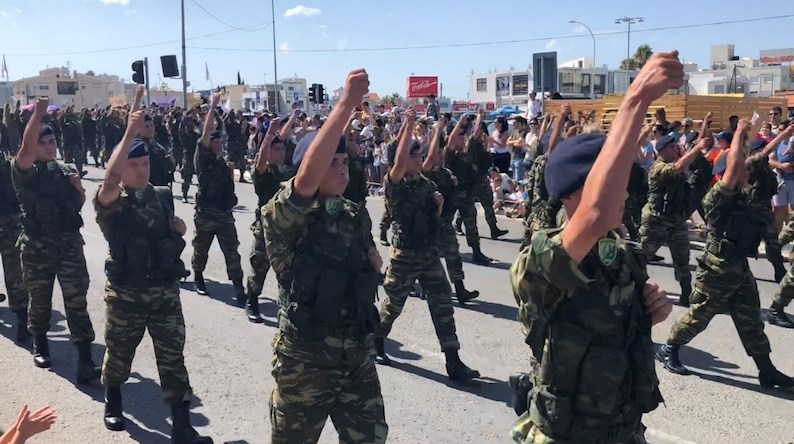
[685,45,793,96]
[12,67,113,108]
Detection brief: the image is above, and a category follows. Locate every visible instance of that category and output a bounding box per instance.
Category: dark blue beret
[712,153,727,176]
[336,135,347,154]
[750,139,767,152]
[656,135,678,151]
[409,140,422,154]
[38,124,54,141]
[210,131,222,140]
[128,138,148,159]
[545,133,606,201]
[716,132,733,144]
[144,114,152,122]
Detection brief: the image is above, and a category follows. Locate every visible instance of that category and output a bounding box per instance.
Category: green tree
[620,58,637,70]
[633,44,653,69]
[382,93,403,106]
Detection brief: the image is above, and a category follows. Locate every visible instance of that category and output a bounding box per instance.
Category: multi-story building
[240,78,309,113]
[0,81,13,105]
[685,45,793,96]
[12,68,113,108]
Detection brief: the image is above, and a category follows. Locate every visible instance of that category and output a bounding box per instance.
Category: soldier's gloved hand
[643,283,673,326]
[367,248,382,273]
[171,216,187,237]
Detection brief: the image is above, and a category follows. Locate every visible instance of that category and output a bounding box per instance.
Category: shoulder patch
[598,238,618,266]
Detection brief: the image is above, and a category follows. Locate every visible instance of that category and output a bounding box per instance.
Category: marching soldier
[374,107,479,382]
[12,98,100,384]
[262,68,388,444]
[191,94,245,303]
[0,147,28,342]
[223,110,247,183]
[169,110,184,173]
[179,110,200,202]
[140,114,175,187]
[94,88,211,443]
[60,108,84,176]
[657,119,794,389]
[80,108,99,167]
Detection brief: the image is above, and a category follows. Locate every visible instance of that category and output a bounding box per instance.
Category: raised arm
[17,98,50,171]
[255,118,281,173]
[388,108,417,183]
[199,93,220,149]
[722,119,750,190]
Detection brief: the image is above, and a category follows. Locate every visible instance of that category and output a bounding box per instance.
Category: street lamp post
[569,20,596,98]
[614,16,644,70]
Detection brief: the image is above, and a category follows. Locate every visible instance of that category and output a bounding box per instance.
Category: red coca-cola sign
[406,76,439,98]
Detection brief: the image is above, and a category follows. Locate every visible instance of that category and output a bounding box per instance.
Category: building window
[287,86,294,91]
[57,81,78,95]
[559,72,576,94]
[38,84,50,91]
[594,74,606,95]
[93,83,101,88]
[476,78,487,92]
[714,85,725,94]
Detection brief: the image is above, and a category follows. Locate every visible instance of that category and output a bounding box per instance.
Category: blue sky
[0,0,791,100]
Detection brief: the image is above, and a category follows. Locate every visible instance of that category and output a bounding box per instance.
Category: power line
[190,0,261,32]
[188,14,794,54]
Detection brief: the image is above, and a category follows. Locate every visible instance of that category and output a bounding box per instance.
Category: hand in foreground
[367,248,383,273]
[643,283,673,326]
[631,51,685,103]
[12,404,57,441]
[171,216,187,237]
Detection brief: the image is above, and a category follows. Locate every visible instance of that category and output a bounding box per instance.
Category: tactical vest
[522,231,662,441]
[17,161,83,237]
[252,166,283,227]
[389,175,440,250]
[343,153,368,204]
[423,167,457,220]
[0,155,21,216]
[647,161,689,218]
[277,199,378,341]
[444,150,476,191]
[706,190,762,258]
[195,148,237,211]
[747,162,777,205]
[104,186,187,287]
[146,140,172,187]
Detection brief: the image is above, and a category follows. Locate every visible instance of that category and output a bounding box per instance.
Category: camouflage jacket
[0,152,20,216]
[385,173,440,251]
[645,159,690,221]
[423,166,458,221]
[145,138,173,187]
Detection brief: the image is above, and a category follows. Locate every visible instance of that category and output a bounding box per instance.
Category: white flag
[222,96,232,112]
[2,55,8,79]
[751,111,760,125]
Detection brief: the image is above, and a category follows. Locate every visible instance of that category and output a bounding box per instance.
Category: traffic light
[309,83,317,104]
[131,60,145,85]
[316,84,325,104]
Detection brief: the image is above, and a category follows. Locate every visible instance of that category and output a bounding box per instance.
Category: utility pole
[270,0,280,114]
[144,57,151,106]
[181,0,188,108]
[614,16,644,70]
[569,20,596,98]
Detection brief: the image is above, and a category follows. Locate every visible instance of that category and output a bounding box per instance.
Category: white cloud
[319,24,327,29]
[12,6,22,13]
[99,0,130,4]
[0,11,8,17]
[124,9,136,16]
[278,41,291,53]
[545,39,561,50]
[284,5,321,18]
[337,38,348,50]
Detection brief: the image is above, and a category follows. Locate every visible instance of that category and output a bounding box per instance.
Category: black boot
[245,292,263,324]
[76,342,101,384]
[773,260,787,283]
[679,281,692,307]
[754,354,794,389]
[508,372,532,416]
[182,192,189,204]
[655,343,692,375]
[104,386,125,431]
[768,301,794,329]
[380,231,390,246]
[374,337,391,366]
[471,246,492,265]
[455,219,464,236]
[170,401,213,444]
[490,227,509,240]
[233,279,246,307]
[454,281,480,306]
[650,254,664,262]
[0,292,4,302]
[14,309,31,343]
[445,350,480,382]
[194,272,208,295]
[32,335,51,368]
[179,269,191,283]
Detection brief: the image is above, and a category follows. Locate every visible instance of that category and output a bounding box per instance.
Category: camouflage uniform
[80,110,98,166]
[344,151,369,205]
[144,138,173,187]
[191,142,243,281]
[687,150,711,219]
[639,159,692,293]
[262,178,387,444]
[376,174,460,351]
[61,114,84,174]
[224,116,246,172]
[510,229,660,444]
[0,153,26,312]
[445,144,479,249]
[3,104,21,155]
[179,117,200,198]
[623,162,648,242]
[169,114,184,170]
[101,116,125,167]
[246,165,283,299]
[779,213,794,246]
[154,116,171,151]
[455,138,502,242]
[745,152,786,279]
[423,166,465,282]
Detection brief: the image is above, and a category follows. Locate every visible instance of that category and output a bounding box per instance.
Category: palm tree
[620,58,636,70]
[633,44,653,69]
[382,93,403,106]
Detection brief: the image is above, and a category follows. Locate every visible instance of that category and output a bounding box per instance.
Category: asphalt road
[0,166,792,444]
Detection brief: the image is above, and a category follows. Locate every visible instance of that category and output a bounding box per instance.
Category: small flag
[2,55,8,79]
[205,62,209,82]
[223,96,232,112]
[751,111,760,125]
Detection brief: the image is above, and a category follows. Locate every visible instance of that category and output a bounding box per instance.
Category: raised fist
[630,51,685,104]
[342,69,369,106]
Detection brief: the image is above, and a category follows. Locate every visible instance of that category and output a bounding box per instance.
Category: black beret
[750,139,767,152]
[210,131,222,140]
[656,135,678,152]
[545,133,607,201]
[143,114,152,122]
[336,135,347,154]
[409,140,422,154]
[38,124,54,141]
[128,138,149,159]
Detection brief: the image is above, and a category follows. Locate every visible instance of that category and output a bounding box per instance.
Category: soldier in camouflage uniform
[140,115,175,187]
[423,119,479,304]
[169,111,184,172]
[4,102,22,155]
[191,94,245,303]
[638,135,704,306]
[93,91,212,443]
[262,69,388,444]
[374,107,479,381]
[686,114,714,222]
[510,52,681,443]
[224,110,247,183]
[12,98,101,383]
[0,149,29,342]
[153,114,171,150]
[657,119,794,389]
[60,108,84,176]
[244,119,286,323]
[179,110,200,202]
[80,109,99,167]
[343,119,369,206]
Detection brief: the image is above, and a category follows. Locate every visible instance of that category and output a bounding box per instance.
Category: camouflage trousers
[379,207,391,237]
[191,209,243,281]
[758,209,784,266]
[780,219,794,246]
[456,193,482,249]
[246,219,271,298]
[172,144,184,171]
[668,251,771,356]
[270,333,388,444]
[473,179,498,229]
[512,422,647,444]
[19,232,94,342]
[638,213,691,285]
[375,247,460,351]
[227,141,246,168]
[622,195,644,242]
[181,156,195,196]
[84,140,99,162]
[774,265,794,308]
[102,282,192,405]
[439,220,464,282]
[521,201,561,250]
[0,214,27,311]
[63,144,84,174]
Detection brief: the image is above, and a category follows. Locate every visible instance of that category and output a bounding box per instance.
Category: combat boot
[194,272,208,295]
[754,354,794,389]
[380,231,390,246]
[245,292,263,324]
[455,219,464,236]
[104,386,125,431]
[768,301,794,329]
[490,226,509,240]
[445,350,480,382]
[374,337,391,366]
[182,191,189,203]
[232,279,246,307]
[454,281,480,306]
[32,335,51,368]
[508,372,532,416]
[170,401,213,444]
[471,246,492,265]
[76,342,101,384]
[655,344,692,375]
[679,281,692,307]
[0,292,4,302]
[14,309,31,343]
[773,260,787,283]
